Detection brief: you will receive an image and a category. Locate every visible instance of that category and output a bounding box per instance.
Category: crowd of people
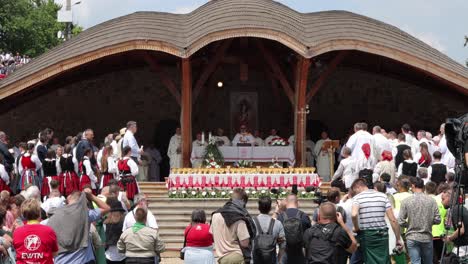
[0,120,466,264]
[0,52,31,79]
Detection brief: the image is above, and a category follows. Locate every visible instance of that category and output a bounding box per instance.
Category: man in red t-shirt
[13,198,58,264]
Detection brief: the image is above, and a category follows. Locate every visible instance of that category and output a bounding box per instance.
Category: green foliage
[202,143,224,167]
[72,25,83,36]
[0,0,70,57]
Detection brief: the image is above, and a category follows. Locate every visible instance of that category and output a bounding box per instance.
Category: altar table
[191,146,295,166]
[168,172,320,189]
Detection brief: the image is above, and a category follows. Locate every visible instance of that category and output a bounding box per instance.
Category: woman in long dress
[313,131,332,181]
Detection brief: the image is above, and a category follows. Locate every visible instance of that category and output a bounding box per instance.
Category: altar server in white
[214,128,230,146]
[168,127,182,168]
[264,129,279,146]
[253,130,264,146]
[372,126,392,160]
[314,131,332,181]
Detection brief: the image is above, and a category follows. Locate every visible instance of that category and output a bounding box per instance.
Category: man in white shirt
[232,125,255,146]
[214,128,231,146]
[122,121,142,163]
[168,127,182,168]
[122,194,158,231]
[401,123,419,155]
[372,126,392,160]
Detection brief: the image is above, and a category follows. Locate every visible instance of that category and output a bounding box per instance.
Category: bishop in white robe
[232,125,255,146]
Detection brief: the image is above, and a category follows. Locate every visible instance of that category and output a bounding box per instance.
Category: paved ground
[161,258,183,264]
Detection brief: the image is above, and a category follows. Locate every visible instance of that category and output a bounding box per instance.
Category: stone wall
[0,65,466,146]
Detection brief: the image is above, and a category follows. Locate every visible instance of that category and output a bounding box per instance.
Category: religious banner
[230,92,258,135]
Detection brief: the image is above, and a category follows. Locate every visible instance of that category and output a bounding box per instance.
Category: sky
[55,0,467,65]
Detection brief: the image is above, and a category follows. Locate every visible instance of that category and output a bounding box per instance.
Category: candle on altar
[202,132,205,145]
[209,132,212,142]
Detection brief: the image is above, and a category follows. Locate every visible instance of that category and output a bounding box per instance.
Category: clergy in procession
[344,122,376,171]
[372,126,392,160]
[253,130,264,146]
[122,121,143,163]
[314,131,332,181]
[214,128,231,146]
[264,128,279,146]
[168,127,182,168]
[232,125,255,146]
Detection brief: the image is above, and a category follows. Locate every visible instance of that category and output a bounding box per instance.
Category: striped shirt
[353,189,391,230]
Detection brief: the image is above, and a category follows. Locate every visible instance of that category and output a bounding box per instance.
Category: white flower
[261,190,266,194]
[221,191,226,196]
[211,191,216,196]
[172,191,177,195]
[281,191,286,195]
[181,190,187,194]
[252,191,257,194]
[246,190,250,194]
[191,191,196,195]
[202,192,207,196]
[301,191,306,195]
[229,190,233,194]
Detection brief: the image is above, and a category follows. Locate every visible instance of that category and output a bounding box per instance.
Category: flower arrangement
[234,160,253,168]
[171,167,316,174]
[269,137,289,146]
[205,154,221,168]
[202,138,224,167]
[168,188,317,199]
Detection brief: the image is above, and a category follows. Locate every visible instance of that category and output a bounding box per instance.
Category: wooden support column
[181,58,192,168]
[294,56,311,167]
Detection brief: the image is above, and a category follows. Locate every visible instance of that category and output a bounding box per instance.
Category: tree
[0,0,71,57]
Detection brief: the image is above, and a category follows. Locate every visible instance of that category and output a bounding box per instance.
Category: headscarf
[381,150,393,161]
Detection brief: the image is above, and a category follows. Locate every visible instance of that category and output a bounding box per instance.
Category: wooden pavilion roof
[1,0,467,99]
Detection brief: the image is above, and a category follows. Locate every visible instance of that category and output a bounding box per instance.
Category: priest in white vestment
[232,125,255,146]
[372,126,392,161]
[288,135,295,146]
[214,128,231,146]
[192,133,207,168]
[253,130,264,146]
[314,131,332,181]
[168,127,182,169]
[401,123,418,155]
[345,123,376,172]
[264,129,279,146]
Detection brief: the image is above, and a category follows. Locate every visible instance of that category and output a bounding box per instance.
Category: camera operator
[441,189,468,259]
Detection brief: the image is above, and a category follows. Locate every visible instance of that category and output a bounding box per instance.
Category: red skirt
[60,171,80,196]
[0,179,11,193]
[41,176,61,197]
[79,175,92,191]
[118,176,139,200]
[101,173,114,188]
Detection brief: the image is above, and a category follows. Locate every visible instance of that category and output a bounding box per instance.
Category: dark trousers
[106,260,126,264]
[433,238,444,263]
[126,257,154,264]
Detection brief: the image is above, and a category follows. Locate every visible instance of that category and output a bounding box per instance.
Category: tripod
[440,146,467,263]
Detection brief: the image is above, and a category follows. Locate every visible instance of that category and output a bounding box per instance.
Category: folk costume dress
[0,164,11,193]
[79,156,98,191]
[18,153,42,191]
[59,154,80,196]
[100,156,117,188]
[117,157,139,200]
[41,158,61,197]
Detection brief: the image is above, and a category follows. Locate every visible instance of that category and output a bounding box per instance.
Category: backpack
[282,211,304,250]
[305,223,339,264]
[252,217,276,264]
